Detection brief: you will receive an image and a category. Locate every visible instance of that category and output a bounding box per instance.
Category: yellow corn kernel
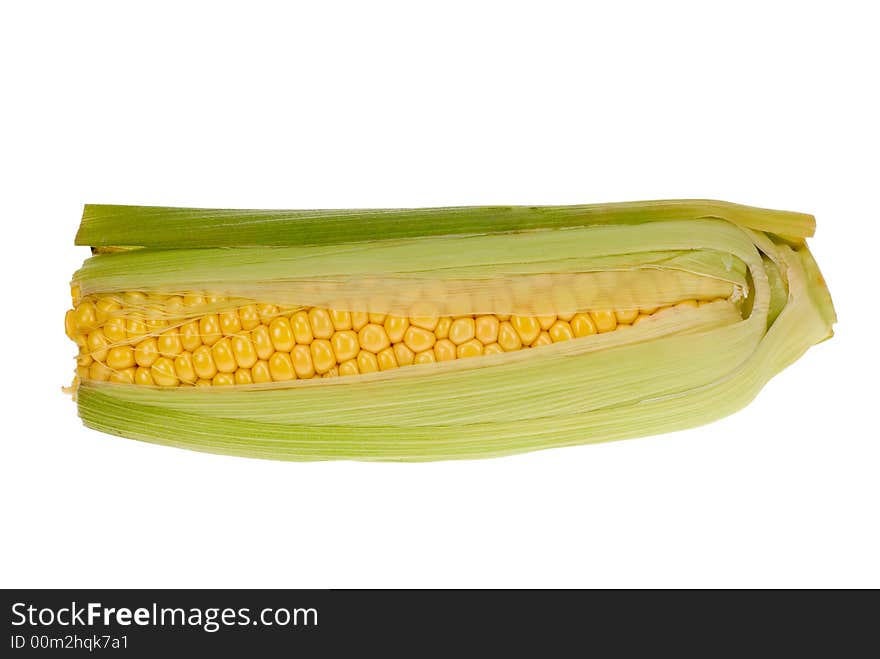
[150,357,179,386]
[308,308,334,339]
[183,293,205,307]
[331,330,359,362]
[231,333,258,368]
[252,360,271,383]
[571,313,597,337]
[250,324,274,360]
[329,309,352,331]
[194,379,212,387]
[377,347,398,371]
[199,314,222,346]
[351,311,369,331]
[219,309,242,336]
[146,309,170,327]
[590,310,617,333]
[368,312,386,325]
[676,299,699,310]
[109,366,136,384]
[86,329,109,362]
[357,350,379,374]
[268,317,294,352]
[538,315,557,330]
[393,342,415,366]
[88,361,112,381]
[126,316,148,340]
[435,317,452,340]
[192,345,217,379]
[74,301,98,332]
[402,326,434,354]
[532,331,552,347]
[435,338,456,361]
[157,329,182,357]
[70,283,82,306]
[234,368,253,385]
[211,337,236,373]
[123,291,147,306]
[633,314,651,325]
[549,320,574,343]
[291,345,315,378]
[475,315,500,344]
[409,302,439,331]
[257,303,279,323]
[615,309,639,325]
[323,368,338,378]
[134,366,154,386]
[178,320,200,352]
[95,296,121,323]
[106,345,135,370]
[311,339,335,374]
[145,317,168,331]
[134,337,159,367]
[339,359,359,376]
[484,342,503,355]
[64,309,78,341]
[291,310,314,344]
[457,338,483,359]
[206,295,226,305]
[213,372,235,386]
[511,315,540,344]
[269,351,295,381]
[358,323,390,353]
[497,321,522,351]
[174,352,197,383]
[384,315,409,343]
[414,349,436,364]
[449,317,475,345]
[76,365,90,381]
[239,305,260,331]
[103,317,127,343]
[165,296,184,313]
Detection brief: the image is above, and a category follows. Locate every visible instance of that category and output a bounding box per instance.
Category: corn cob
[65,200,835,461]
[65,295,729,386]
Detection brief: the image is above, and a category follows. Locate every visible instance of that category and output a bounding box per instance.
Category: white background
[1,1,877,588]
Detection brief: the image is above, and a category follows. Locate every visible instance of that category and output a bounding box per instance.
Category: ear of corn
[65,200,835,461]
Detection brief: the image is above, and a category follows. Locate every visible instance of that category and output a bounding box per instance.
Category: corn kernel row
[66,293,716,387]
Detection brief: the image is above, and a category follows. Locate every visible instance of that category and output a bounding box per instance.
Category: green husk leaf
[76,199,815,249]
